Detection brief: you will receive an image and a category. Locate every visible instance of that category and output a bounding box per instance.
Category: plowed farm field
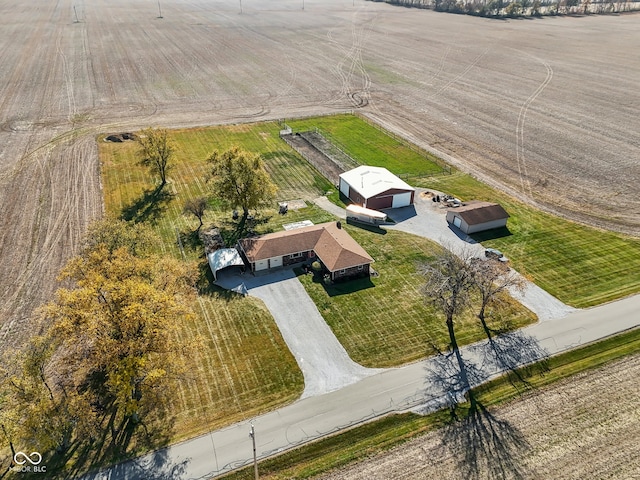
[318,353,640,480]
[0,0,638,378]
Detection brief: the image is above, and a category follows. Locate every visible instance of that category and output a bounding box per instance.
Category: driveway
[215,268,382,398]
[381,189,576,321]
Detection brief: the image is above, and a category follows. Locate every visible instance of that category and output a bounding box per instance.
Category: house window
[290,252,303,259]
[357,265,363,271]
[339,269,346,274]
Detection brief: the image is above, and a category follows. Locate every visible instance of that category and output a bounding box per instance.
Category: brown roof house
[238,222,374,281]
[446,201,510,234]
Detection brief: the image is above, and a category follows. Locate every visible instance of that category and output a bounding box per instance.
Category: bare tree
[421,248,476,337]
[470,258,525,335]
[183,197,208,232]
[137,128,174,188]
[421,248,477,394]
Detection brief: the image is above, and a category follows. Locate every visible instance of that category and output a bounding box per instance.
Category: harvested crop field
[0,1,638,363]
[318,353,640,480]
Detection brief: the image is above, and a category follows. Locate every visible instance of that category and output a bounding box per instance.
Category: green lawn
[297,224,536,367]
[418,173,640,308]
[286,114,446,177]
[99,122,341,441]
[221,327,640,480]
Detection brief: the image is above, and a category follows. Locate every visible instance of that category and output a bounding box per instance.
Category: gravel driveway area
[314,189,575,321]
[215,268,382,398]
[383,189,576,321]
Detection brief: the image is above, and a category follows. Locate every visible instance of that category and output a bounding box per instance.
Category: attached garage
[446,201,510,234]
[339,166,415,210]
[254,259,269,271]
[269,256,283,268]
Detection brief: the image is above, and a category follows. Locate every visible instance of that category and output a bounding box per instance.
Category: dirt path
[318,353,640,480]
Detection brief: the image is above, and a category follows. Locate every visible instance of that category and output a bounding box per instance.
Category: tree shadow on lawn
[41,403,181,480]
[121,185,174,224]
[179,228,202,254]
[217,213,272,247]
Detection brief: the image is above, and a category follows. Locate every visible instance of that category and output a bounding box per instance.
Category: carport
[207,248,245,280]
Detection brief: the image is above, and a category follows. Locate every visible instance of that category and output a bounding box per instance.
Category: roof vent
[336,221,342,229]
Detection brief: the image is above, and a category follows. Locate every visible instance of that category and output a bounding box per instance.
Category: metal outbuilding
[207,248,246,280]
[446,201,510,234]
[339,166,415,210]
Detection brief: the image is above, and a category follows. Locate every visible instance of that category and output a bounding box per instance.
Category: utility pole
[73,5,80,23]
[157,0,163,18]
[249,423,259,479]
[240,0,242,13]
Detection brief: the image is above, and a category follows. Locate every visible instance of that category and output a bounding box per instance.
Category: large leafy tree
[137,128,175,188]
[0,219,197,462]
[207,146,277,230]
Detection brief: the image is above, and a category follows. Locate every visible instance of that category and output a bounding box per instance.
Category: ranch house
[237,221,373,281]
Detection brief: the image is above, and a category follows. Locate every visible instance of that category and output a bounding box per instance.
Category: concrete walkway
[313,196,346,219]
[215,268,382,398]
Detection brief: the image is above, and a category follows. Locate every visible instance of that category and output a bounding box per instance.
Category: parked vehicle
[346,204,387,225]
[485,248,509,262]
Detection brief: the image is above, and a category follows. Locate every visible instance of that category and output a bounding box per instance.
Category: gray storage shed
[446,201,510,234]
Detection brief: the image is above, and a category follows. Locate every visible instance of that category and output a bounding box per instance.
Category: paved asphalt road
[83,293,640,480]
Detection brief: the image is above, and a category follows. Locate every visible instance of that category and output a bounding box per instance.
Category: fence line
[281,112,453,178]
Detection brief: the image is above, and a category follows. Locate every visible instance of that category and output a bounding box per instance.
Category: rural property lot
[0,0,639,419]
[1,0,640,347]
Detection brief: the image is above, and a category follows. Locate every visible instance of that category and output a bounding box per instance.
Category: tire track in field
[431,47,490,98]
[512,51,554,199]
[324,8,377,110]
[0,134,102,343]
[57,35,77,120]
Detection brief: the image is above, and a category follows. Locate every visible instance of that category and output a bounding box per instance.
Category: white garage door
[339,178,350,197]
[453,216,462,228]
[255,259,269,271]
[392,192,412,208]
[270,256,283,268]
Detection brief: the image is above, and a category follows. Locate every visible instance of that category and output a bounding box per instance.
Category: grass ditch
[220,326,640,480]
